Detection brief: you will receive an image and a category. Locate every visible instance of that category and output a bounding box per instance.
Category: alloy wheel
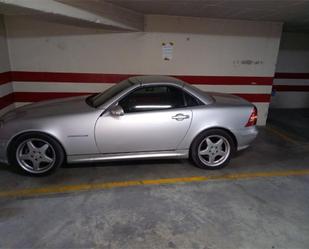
[198,135,230,167]
[16,138,56,174]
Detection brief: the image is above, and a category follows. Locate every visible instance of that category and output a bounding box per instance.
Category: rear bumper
[234,126,258,151]
[0,139,9,164]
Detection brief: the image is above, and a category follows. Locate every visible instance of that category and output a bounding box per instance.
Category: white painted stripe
[273,78,309,85]
[0,82,13,98]
[194,84,272,94]
[12,81,272,94]
[12,82,113,93]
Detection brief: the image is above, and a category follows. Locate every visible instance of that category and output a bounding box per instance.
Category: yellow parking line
[0,169,309,198]
[266,126,298,144]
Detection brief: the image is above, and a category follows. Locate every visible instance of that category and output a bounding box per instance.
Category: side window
[183,91,203,107]
[119,85,185,113]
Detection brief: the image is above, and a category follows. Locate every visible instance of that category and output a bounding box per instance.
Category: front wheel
[9,133,65,176]
[190,129,235,169]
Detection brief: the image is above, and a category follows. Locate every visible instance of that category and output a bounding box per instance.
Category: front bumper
[234,126,258,151]
[0,139,9,164]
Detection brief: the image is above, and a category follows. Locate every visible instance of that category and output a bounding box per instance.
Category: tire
[8,133,65,176]
[190,129,236,170]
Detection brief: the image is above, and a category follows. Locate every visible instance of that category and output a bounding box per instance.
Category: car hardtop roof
[128,75,184,86]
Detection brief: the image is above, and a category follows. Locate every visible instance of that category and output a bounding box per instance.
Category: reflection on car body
[0,76,258,176]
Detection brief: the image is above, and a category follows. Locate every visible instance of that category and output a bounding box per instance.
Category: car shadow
[0,158,196,180]
[0,163,17,174]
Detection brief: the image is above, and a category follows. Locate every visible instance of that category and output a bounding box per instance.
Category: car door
[94,85,193,154]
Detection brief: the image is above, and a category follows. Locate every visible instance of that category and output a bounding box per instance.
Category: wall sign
[162,42,174,61]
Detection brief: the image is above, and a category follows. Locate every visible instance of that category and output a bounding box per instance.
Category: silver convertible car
[0,76,258,175]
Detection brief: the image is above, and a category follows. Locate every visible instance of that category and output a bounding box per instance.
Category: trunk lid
[206,92,252,106]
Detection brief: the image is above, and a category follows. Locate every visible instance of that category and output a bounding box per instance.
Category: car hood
[1,95,96,122]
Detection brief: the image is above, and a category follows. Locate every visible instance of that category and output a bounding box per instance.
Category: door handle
[172,113,190,121]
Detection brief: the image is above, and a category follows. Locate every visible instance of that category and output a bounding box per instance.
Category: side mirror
[110,105,124,116]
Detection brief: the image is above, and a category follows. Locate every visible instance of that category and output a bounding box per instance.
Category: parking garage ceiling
[106,0,309,31]
[1,0,309,32]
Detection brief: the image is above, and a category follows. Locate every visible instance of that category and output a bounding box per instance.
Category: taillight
[245,106,258,127]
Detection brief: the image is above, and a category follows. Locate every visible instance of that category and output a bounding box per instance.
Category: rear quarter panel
[177,104,256,150]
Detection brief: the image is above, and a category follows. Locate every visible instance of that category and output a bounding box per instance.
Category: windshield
[86,79,133,107]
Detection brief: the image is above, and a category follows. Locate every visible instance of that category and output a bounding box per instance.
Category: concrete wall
[0,15,13,116]
[271,32,309,108]
[3,15,282,124]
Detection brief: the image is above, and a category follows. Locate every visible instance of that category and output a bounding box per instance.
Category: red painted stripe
[0,93,14,109]
[176,76,272,85]
[0,72,11,85]
[11,71,132,84]
[13,92,270,103]
[275,73,309,79]
[11,71,273,85]
[273,85,309,92]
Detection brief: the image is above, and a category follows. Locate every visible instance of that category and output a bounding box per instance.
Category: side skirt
[67,150,189,164]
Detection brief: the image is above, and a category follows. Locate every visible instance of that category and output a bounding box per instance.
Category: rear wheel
[190,129,235,169]
[9,133,64,176]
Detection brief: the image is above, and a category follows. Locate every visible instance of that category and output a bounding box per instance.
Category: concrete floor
[0,112,309,248]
